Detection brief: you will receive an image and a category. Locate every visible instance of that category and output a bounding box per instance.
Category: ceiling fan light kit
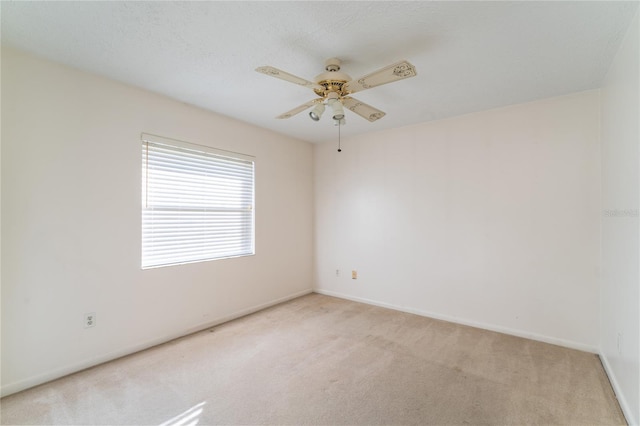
[309,103,325,121]
[328,97,345,121]
[256,57,417,124]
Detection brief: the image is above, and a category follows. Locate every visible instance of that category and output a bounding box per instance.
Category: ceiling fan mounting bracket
[325,57,341,72]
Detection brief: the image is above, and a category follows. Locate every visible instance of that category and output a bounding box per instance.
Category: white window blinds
[142,135,255,269]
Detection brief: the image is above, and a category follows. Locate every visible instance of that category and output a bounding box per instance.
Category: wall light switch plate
[617,332,623,355]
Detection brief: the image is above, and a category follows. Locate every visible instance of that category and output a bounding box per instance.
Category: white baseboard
[313,288,598,354]
[600,352,637,426]
[0,288,313,398]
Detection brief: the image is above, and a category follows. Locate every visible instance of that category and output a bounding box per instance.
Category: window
[141,134,255,269]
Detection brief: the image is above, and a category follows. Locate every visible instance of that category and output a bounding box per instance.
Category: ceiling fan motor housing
[314,58,352,98]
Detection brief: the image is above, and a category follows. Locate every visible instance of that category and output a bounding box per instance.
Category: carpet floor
[0,293,626,425]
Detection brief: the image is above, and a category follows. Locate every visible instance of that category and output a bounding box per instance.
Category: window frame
[141,133,255,269]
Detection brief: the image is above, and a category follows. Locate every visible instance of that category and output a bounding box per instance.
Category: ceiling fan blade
[276,99,323,119]
[342,97,386,122]
[256,66,321,90]
[344,60,417,94]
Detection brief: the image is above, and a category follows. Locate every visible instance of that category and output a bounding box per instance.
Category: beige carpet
[1,293,626,425]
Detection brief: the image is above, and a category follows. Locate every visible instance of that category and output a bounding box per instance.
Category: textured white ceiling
[1,1,638,143]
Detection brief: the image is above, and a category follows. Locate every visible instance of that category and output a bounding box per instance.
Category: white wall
[315,90,602,352]
[600,9,640,426]
[1,47,314,396]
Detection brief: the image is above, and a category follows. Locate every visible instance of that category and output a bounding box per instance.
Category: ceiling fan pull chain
[337,120,342,153]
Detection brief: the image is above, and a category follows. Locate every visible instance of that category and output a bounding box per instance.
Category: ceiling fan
[256,58,417,124]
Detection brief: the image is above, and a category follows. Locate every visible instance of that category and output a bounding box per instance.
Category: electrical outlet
[352,270,357,279]
[84,312,96,328]
[336,269,340,277]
